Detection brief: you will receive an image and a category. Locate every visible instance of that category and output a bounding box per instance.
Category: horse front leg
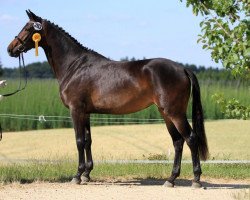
[82,118,93,182]
[70,109,87,184]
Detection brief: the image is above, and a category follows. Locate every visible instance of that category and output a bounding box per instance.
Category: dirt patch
[0,179,249,200]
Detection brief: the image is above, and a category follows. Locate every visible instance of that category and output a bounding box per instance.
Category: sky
[0,0,219,68]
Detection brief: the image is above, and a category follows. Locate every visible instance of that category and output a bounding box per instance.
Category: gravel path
[0,179,249,200]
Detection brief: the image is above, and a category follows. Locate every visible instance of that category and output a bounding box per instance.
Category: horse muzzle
[7,46,21,58]
[7,37,27,57]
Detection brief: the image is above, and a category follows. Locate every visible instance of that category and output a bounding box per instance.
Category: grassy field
[0,120,249,183]
[0,120,249,161]
[0,79,249,131]
[0,162,249,183]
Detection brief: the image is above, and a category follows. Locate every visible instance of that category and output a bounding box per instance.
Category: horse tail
[184,68,209,161]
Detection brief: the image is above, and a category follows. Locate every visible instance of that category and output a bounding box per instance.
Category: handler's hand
[0,80,7,88]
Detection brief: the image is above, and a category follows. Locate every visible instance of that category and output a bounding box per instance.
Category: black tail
[185,68,209,161]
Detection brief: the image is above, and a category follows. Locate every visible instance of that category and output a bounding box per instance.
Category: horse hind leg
[171,115,202,188]
[161,113,184,187]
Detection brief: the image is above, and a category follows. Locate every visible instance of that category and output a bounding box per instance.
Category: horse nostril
[7,47,14,56]
[7,49,11,56]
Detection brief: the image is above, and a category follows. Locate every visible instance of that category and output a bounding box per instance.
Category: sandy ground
[0,179,249,200]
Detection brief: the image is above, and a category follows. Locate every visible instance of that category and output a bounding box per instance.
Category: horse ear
[26,10,33,19]
[26,9,42,22]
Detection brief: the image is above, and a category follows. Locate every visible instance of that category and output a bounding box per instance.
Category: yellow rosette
[32,33,41,56]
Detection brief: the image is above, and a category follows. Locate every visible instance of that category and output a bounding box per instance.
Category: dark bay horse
[7,10,208,187]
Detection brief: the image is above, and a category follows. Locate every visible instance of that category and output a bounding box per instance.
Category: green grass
[0,162,249,183]
[0,79,69,131]
[0,79,249,131]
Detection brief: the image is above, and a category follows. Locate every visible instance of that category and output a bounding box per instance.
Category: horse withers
[7,10,208,188]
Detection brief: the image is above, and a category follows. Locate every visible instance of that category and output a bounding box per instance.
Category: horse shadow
[95,178,250,190]
[17,177,250,190]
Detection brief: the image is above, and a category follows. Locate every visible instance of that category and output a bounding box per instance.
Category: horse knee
[76,138,85,150]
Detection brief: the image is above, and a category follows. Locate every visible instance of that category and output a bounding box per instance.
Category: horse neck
[41,21,94,82]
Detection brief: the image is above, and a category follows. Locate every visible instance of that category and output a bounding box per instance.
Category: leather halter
[15,22,42,53]
[15,29,35,53]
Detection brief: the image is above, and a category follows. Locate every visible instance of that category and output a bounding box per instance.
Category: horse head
[7,10,45,57]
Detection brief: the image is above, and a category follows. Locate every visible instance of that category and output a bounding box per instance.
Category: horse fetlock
[77,164,86,175]
[171,167,181,177]
[193,166,202,175]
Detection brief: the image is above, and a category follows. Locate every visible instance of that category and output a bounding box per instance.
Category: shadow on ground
[15,177,250,190]
[89,178,250,189]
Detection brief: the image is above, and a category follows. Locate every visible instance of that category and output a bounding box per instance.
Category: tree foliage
[0,59,241,81]
[2,62,54,79]
[181,0,250,77]
[181,0,250,119]
[212,93,250,119]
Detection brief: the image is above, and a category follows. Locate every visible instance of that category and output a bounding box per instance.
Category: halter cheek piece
[15,22,42,53]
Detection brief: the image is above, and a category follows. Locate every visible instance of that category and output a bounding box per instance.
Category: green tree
[181,0,250,119]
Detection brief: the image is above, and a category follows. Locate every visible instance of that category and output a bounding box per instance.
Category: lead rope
[0,53,28,141]
[1,53,27,97]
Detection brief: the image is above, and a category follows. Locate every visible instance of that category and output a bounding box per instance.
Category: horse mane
[45,20,108,59]
[26,10,108,59]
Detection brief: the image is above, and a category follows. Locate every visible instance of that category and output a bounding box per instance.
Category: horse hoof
[81,175,90,183]
[71,177,81,185]
[192,181,202,188]
[164,181,174,187]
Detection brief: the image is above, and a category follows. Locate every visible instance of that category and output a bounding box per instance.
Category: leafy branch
[181,0,250,119]
[212,93,250,119]
[181,0,250,77]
